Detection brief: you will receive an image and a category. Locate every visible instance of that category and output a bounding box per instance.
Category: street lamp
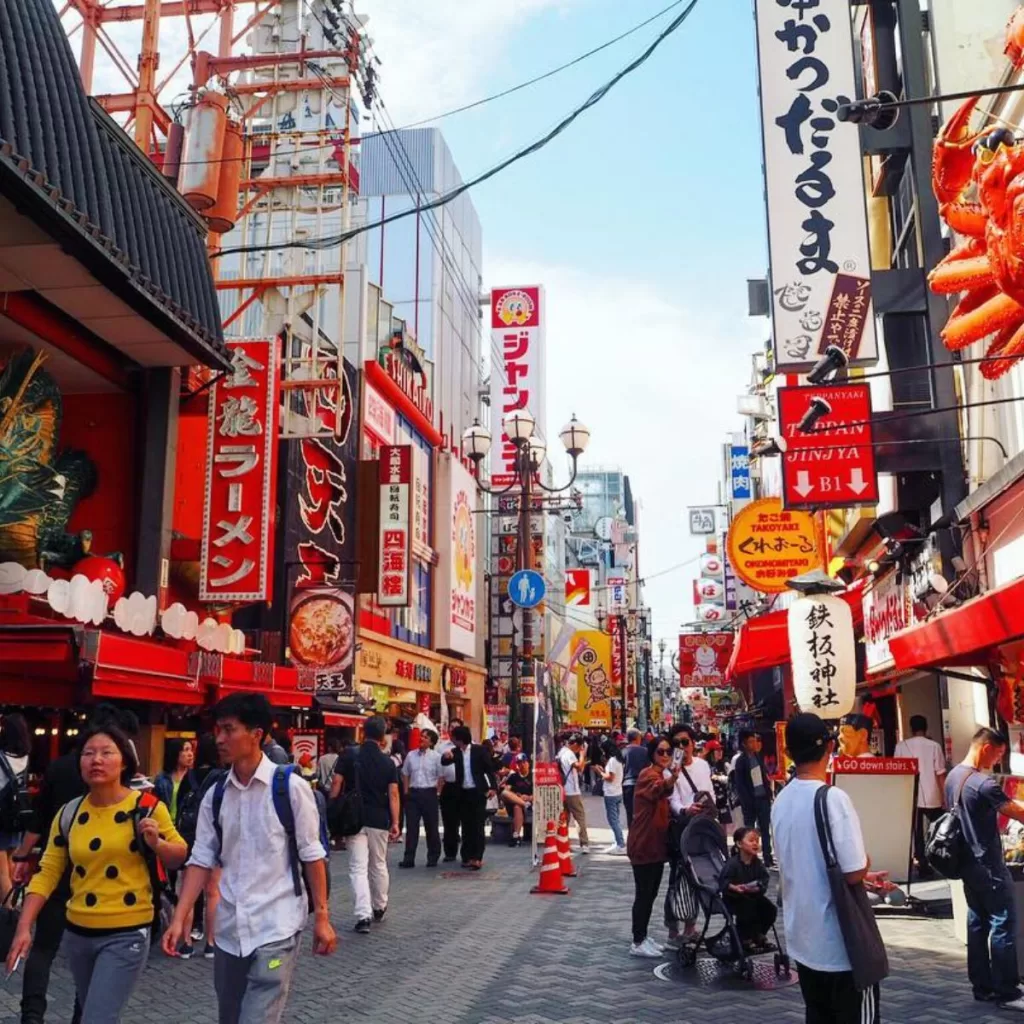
[462,408,591,755]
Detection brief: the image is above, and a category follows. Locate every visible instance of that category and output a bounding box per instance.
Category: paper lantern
[699,553,724,578]
[0,563,27,594]
[696,579,725,602]
[72,556,126,604]
[788,594,856,718]
[696,603,726,623]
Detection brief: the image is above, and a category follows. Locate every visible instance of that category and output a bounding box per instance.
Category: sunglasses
[655,747,671,756]
[676,737,690,747]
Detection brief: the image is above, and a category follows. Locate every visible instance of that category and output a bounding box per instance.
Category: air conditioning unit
[737,393,772,420]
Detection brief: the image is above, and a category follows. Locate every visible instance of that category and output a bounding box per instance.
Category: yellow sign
[567,630,616,730]
[726,497,824,594]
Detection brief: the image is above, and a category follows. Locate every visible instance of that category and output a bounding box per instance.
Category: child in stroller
[719,827,777,952]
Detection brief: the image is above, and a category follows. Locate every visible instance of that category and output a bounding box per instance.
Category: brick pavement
[0,795,1010,1023]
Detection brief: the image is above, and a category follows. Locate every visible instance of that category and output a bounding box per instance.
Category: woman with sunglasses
[626,736,680,957]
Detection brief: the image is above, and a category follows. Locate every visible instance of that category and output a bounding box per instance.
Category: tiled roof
[0,0,228,368]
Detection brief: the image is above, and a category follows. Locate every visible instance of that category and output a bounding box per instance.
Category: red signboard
[777,383,878,510]
[377,445,412,606]
[200,339,280,602]
[534,761,563,789]
[565,569,591,607]
[832,757,917,775]
[679,632,734,688]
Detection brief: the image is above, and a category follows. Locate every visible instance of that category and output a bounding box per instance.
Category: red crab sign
[929,7,1024,378]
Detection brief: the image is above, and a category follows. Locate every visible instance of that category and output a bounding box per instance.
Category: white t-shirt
[669,755,714,815]
[603,756,624,798]
[772,778,868,972]
[894,735,946,809]
[557,747,581,797]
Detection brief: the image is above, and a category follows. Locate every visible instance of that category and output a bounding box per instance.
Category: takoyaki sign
[679,632,734,689]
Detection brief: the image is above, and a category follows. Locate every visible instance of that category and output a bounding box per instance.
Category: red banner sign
[832,757,917,775]
[778,383,878,510]
[678,632,734,688]
[377,445,412,606]
[200,339,280,602]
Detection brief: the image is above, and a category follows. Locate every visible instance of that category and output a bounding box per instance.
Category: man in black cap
[772,714,879,1023]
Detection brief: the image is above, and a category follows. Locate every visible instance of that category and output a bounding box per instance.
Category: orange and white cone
[556,812,578,878]
[531,821,570,895]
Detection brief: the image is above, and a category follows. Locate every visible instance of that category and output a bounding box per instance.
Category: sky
[60,0,769,650]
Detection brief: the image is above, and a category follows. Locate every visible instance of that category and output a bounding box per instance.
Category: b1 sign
[755,0,878,372]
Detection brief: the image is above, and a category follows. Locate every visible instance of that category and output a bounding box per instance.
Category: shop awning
[725,581,867,682]
[83,632,205,706]
[889,574,1024,671]
[197,654,314,709]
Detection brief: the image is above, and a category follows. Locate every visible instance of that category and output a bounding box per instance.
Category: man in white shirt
[399,729,443,868]
[894,715,947,878]
[557,734,589,853]
[772,714,880,1024]
[162,693,335,1024]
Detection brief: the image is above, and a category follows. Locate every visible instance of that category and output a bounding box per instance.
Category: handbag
[924,769,976,880]
[813,784,889,991]
[680,764,719,821]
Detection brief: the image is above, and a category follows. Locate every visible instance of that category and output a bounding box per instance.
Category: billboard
[433,453,478,658]
[567,630,616,730]
[679,632,734,688]
[755,0,878,371]
[377,445,413,607]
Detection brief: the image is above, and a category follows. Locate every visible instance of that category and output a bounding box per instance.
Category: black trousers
[440,785,461,858]
[623,785,636,827]
[913,806,942,872]
[458,790,488,863]
[724,892,777,942]
[22,884,81,1024]
[404,788,441,864]
[631,861,665,944]
[796,964,880,1024]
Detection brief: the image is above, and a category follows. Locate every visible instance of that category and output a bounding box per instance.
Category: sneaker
[190,928,203,943]
[601,843,619,854]
[443,855,456,863]
[630,940,662,958]
[178,944,194,960]
[398,860,415,869]
[354,918,372,934]
[612,845,628,856]
[203,944,215,960]
[999,996,1024,1012]
[372,907,387,923]
[578,845,590,855]
[641,937,664,955]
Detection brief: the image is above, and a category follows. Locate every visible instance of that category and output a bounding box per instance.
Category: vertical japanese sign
[378,445,413,606]
[489,286,546,487]
[755,0,878,371]
[789,594,855,718]
[730,445,752,501]
[433,453,477,658]
[200,339,280,602]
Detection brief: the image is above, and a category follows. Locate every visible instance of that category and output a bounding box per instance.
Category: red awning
[198,654,314,708]
[83,632,205,705]
[889,574,1024,671]
[726,581,866,682]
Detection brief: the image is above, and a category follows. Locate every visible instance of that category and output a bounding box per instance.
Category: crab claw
[1006,6,1024,68]
[933,95,984,206]
[981,319,1024,379]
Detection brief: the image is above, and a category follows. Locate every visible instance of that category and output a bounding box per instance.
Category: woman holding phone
[6,723,187,1022]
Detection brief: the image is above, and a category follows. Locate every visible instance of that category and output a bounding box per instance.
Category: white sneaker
[189,928,203,943]
[999,996,1024,1012]
[642,937,664,955]
[612,845,628,856]
[578,845,590,855]
[630,940,662,958]
[601,843,619,854]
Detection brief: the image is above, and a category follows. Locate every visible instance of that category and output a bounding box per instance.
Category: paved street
[0,796,1008,1023]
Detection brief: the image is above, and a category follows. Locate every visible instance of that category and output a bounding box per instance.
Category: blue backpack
[211,765,330,910]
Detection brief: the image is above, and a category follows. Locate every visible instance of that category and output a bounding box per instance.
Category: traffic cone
[556,812,578,878]
[531,821,570,895]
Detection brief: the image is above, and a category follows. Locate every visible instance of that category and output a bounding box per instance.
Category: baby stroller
[674,817,790,981]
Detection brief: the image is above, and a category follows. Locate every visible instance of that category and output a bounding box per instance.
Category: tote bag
[813,784,889,991]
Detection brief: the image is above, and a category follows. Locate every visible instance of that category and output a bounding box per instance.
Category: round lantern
[72,556,126,604]
[788,594,855,718]
[696,603,726,623]
[696,579,725,602]
[699,553,724,578]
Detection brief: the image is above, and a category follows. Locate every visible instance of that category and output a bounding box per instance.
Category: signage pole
[517,447,535,757]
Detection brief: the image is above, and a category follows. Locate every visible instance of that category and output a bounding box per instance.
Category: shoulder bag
[327,751,364,837]
[814,784,889,992]
[679,764,718,821]
[924,769,976,880]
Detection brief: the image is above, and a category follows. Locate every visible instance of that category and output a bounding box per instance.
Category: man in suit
[440,726,497,870]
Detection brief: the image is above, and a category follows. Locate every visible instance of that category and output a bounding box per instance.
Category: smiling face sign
[679,632,733,688]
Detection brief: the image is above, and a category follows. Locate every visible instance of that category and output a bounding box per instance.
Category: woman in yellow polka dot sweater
[7,724,187,1023]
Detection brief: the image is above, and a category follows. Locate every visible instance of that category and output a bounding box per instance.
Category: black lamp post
[462,409,591,756]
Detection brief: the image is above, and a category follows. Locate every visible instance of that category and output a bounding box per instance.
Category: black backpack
[327,752,363,838]
[925,769,976,880]
[0,755,32,835]
[176,768,226,849]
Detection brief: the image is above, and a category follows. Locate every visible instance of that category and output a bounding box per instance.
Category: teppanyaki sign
[778,383,878,509]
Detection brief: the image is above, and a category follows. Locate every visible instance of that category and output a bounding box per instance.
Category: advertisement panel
[489,286,547,487]
[377,446,413,607]
[565,568,592,607]
[679,632,734,688]
[362,379,395,445]
[567,630,616,730]
[863,569,910,674]
[433,454,478,658]
[726,497,824,594]
[755,0,878,371]
[200,338,281,603]
[730,444,752,501]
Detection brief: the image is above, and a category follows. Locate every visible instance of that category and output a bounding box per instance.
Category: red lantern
[71,556,126,603]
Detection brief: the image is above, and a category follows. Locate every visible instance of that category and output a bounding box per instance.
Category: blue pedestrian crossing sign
[508,570,546,609]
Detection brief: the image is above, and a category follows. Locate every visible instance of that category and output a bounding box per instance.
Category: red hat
[703,740,722,752]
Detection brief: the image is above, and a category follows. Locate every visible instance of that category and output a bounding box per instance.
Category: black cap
[840,713,874,733]
[785,713,834,763]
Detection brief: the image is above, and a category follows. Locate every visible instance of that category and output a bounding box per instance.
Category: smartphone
[671,748,684,769]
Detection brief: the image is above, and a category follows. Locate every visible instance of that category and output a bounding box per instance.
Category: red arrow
[793,470,814,498]
[849,468,869,495]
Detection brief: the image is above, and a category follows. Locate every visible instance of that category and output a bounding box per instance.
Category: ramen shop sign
[378,445,412,607]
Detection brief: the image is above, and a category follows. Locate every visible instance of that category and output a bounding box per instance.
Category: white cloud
[485,258,763,644]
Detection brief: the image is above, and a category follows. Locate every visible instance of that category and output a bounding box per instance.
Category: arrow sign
[777,383,879,511]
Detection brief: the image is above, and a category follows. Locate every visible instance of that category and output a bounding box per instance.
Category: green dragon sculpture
[0,347,99,570]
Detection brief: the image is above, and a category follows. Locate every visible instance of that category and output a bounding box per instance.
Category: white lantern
[696,603,726,623]
[699,553,724,578]
[696,579,725,602]
[788,594,856,718]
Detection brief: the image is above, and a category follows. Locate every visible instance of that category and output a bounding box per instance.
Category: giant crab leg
[980,319,1024,379]
[951,282,1000,320]
[942,292,1024,349]
[929,254,995,294]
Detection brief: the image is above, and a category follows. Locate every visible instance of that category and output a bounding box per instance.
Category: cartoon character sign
[567,630,615,730]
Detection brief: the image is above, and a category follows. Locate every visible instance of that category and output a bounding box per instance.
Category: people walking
[894,715,947,879]
[162,693,335,1023]
[734,730,774,866]
[399,728,442,868]
[621,729,650,827]
[153,738,195,829]
[440,726,497,870]
[557,733,589,854]
[332,716,400,932]
[0,713,32,902]
[438,718,463,863]
[594,739,626,854]
[8,722,187,1023]
[772,714,880,1024]
[626,735,679,957]
[946,727,1024,1011]
[315,738,341,792]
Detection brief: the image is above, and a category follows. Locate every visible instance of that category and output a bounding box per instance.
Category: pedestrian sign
[508,570,546,609]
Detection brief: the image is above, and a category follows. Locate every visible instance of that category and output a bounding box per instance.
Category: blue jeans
[963,862,1021,1002]
[604,794,624,847]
